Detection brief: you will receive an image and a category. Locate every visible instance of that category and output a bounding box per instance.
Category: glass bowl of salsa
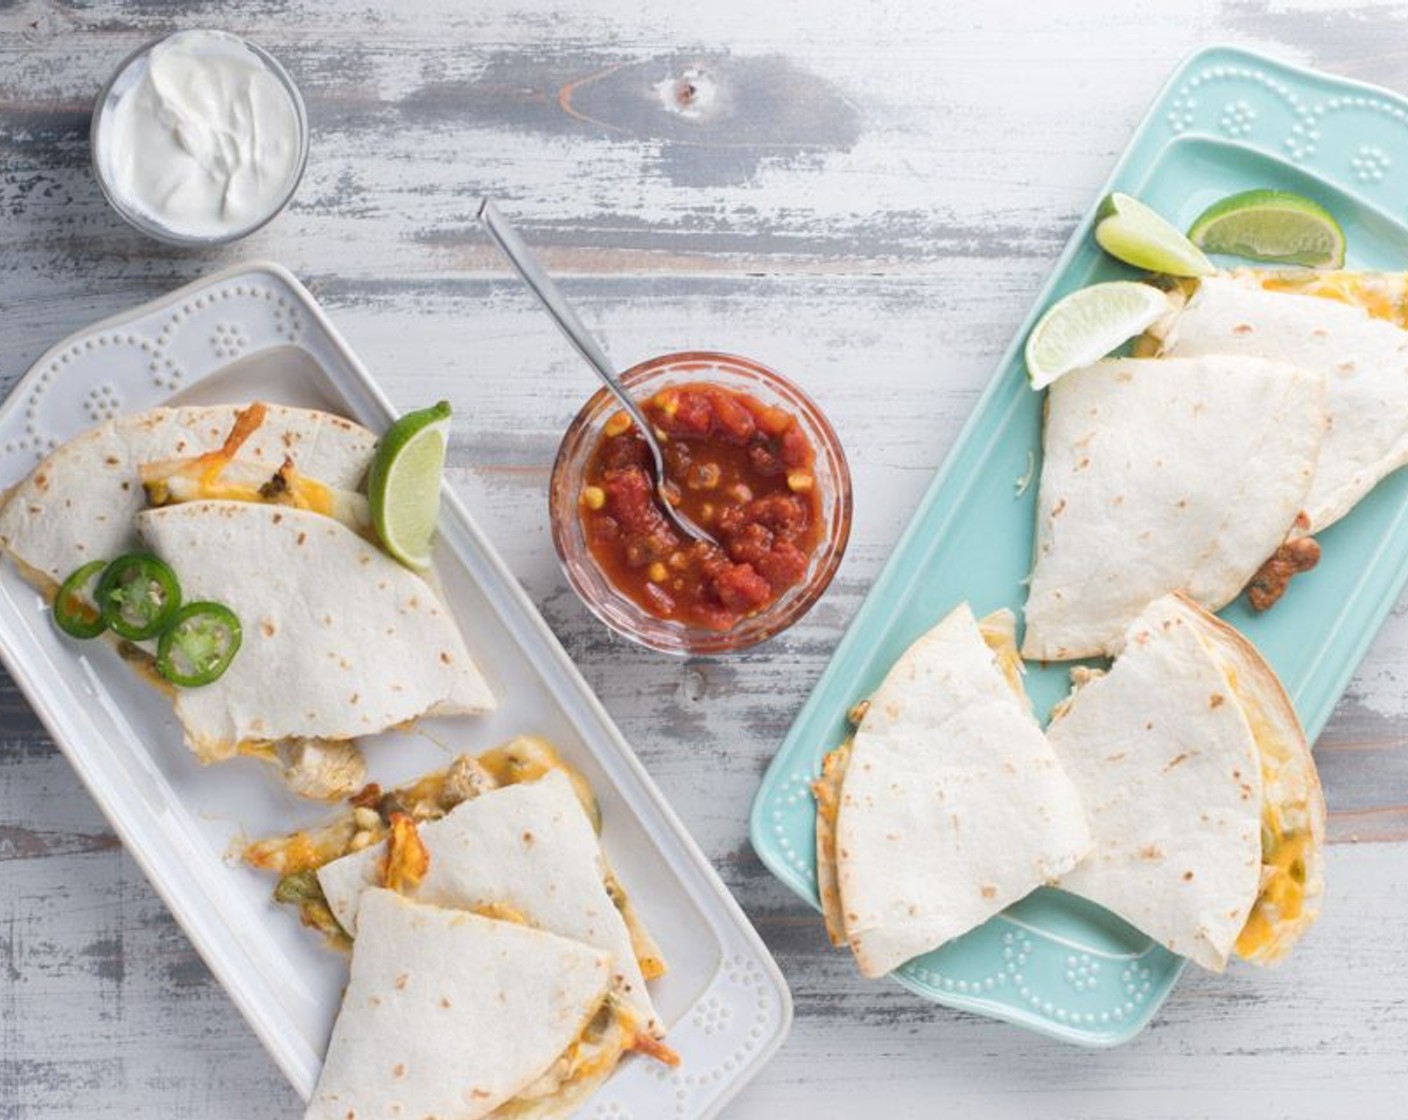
[549,351,852,655]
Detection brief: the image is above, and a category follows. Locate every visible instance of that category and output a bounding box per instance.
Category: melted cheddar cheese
[1253,269,1408,327]
[811,738,852,948]
[978,608,1027,706]
[1202,630,1320,964]
[138,401,368,533]
[491,997,677,1120]
[471,901,528,925]
[247,736,666,984]
[382,812,429,893]
[1236,824,1309,958]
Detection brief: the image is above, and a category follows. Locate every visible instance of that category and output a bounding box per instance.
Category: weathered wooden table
[3,2,1406,1117]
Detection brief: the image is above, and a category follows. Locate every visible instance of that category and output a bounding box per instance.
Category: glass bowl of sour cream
[91,29,309,246]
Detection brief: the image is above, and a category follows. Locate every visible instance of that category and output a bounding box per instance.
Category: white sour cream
[94,30,305,241]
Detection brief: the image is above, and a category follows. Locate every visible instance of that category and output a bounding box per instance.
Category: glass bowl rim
[89,29,310,248]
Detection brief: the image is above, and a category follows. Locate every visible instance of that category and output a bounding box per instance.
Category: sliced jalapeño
[54,560,109,639]
[95,553,182,641]
[156,601,242,687]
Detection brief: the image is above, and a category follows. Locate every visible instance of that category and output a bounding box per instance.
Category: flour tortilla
[316,770,659,1036]
[1155,271,1408,533]
[0,404,374,591]
[830,602,1091,979]
[305,889,610,1120]
[1171,596,1325,965]
[1022,355,1324,661]
[136,500,494,761]
[1048,593,1323,971]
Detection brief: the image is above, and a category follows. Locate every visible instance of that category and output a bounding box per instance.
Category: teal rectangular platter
[751,44,1408,1046]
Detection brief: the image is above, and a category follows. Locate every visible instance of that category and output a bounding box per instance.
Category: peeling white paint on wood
[2,2,1407,1118]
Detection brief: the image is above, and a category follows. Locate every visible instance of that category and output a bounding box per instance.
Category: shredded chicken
[279,738,367,801]
[441,753,497,808]
[1247,536,1321,612]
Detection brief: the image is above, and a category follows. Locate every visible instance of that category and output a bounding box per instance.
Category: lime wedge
[368,400,452,570]
[1188,189,1346,267]
[1094,192,1214,277]
[1024,281,1170,390]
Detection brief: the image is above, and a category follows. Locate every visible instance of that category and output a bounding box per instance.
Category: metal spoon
[477,198,717,545]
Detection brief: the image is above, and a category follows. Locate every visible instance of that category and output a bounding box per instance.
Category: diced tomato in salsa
[579,382,822,631]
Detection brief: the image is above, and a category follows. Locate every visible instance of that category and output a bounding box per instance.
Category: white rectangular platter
[0,261,791,1116]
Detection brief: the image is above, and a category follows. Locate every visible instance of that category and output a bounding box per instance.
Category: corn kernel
[687,462,721,490]
[668,550,689,571]
[581,485,606,510]
[604,411,632,437]
[653,390,680,417]
[647,562,668,583]
[727,483,753,503]
[787,471,814,493]
[700,503,715,522]
[653,427,669,443]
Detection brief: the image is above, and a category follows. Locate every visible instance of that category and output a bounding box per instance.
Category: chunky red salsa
[580,382,822,631]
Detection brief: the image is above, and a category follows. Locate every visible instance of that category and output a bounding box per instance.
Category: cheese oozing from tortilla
[1049,593,1323,970]
[138,401,372,534]
[815,603,1091,979]
[813,609,1032,948]
[305,890,616,1120]
[245,739,666,1021]
[0,403,376,594]
[1153,270,1408,534]
[313,770,664,1037]
[1254,269,1408,327]
[1195,615,1325,965]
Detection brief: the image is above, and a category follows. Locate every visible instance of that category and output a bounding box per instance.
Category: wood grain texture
[2,1,1407,1117]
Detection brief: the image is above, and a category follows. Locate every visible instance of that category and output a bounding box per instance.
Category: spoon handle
[477,199,654,436]
[478,198,718,546]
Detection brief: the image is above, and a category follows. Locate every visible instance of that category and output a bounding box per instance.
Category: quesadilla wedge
[1151,270,1408,537]
[316,771,662,1036]
[0,402,374,592]
[1047,592,1324,970]
[245,737,665,1032]
[135,499,494,761]
[1022,355,1325,661]
[813,603,1091,979]
[0,402,421,793]
[306,889,675,1120]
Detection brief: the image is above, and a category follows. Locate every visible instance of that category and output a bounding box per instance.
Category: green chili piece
[96,553,182,641]
[156,601,241,687]
[54,560,109,639]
